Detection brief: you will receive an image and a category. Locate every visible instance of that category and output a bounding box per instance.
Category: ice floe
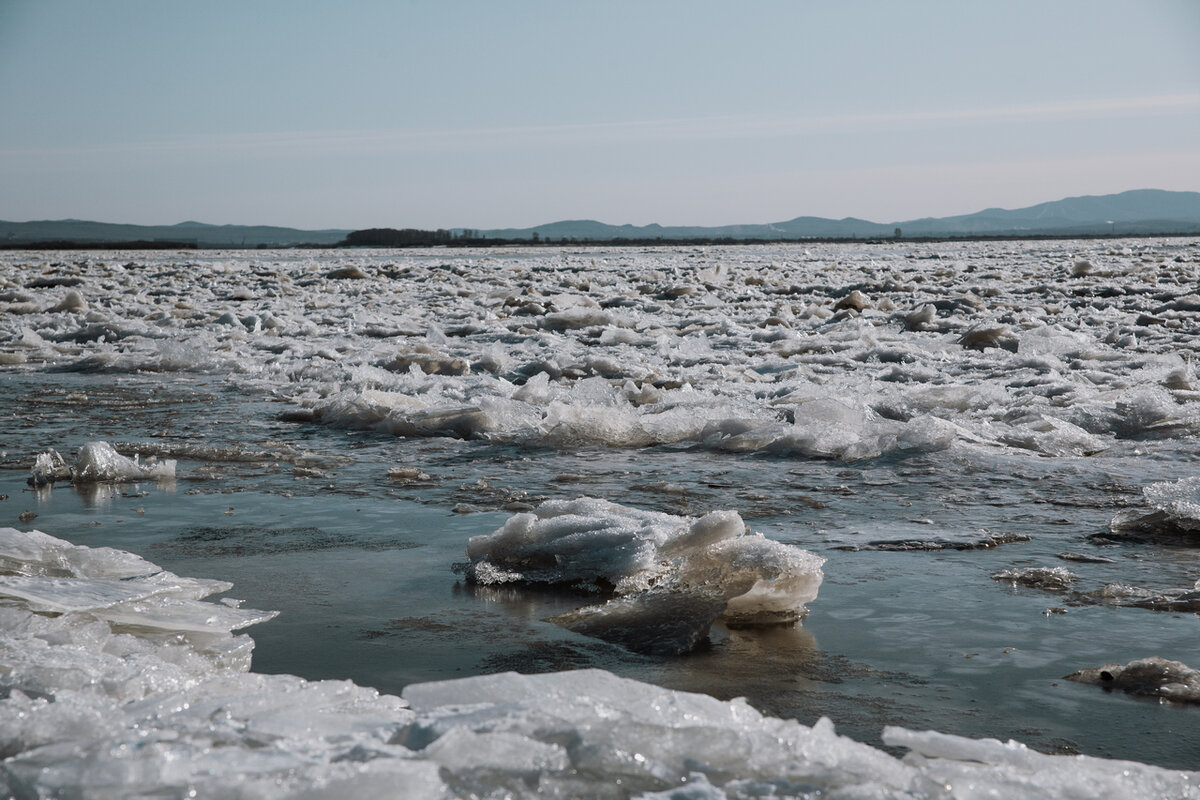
[989,563,1200,614]
[991,566,1077,591]
[1109,477,1200,538]
[29,440,175,487]
[457,498,824,653]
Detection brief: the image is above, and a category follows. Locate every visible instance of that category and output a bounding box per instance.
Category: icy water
[3,241,1200,793]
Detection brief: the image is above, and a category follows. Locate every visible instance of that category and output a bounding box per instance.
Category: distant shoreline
[3,230,1198,251]
[0,240,201,251]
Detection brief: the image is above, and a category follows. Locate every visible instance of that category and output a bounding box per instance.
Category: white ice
[3,526,1198,798]
[1109,477,1200,536]
[459,498,824,652]
[2,240,1198,461]
[30,441,175,485]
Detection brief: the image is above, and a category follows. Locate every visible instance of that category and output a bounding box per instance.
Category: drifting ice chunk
[459,498,824,653]
[74,441,176,482]
[1082,581,1200,613]
[29,450,72,487]
[1109,477,1200,537]
[462,498,723,591]
[1064,656,1200,704]
[990,566,1076,591]
[73,441,175,479]
[29,441,176,486]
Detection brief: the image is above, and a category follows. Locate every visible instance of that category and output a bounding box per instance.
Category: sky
[1,0,1198,230]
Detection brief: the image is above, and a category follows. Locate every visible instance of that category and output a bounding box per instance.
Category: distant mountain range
[479,189,1200,241]
[0,219,350,248]
[2,189,1198,248]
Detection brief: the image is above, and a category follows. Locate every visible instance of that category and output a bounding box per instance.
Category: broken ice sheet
[4,523,1200,796]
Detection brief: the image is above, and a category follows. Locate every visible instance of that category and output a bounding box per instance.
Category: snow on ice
[2,241,1199,461]
[458,497,824,653]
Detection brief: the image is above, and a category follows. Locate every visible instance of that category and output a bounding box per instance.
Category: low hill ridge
[2,189,1197,247]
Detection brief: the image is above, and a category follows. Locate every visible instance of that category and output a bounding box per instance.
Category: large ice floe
[3,527,1199,799]
[456,498,824,654]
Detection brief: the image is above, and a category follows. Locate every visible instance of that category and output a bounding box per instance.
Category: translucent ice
[29,441,176,486]
[3,528,1199,799]
[1109,477,1200,537]
[458,498,824,652]
[73,440,176,482]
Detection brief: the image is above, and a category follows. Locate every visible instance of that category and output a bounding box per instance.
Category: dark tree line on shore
[5,228,1189,251]
[340,228,457,246]
[338,228,581,247]
[334,227,1188,249]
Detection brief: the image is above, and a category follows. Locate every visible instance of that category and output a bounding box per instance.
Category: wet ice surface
[1065,656,1200,704]
[3,528,1199,799]
[459,497,825,653]
[2,240,1200,790]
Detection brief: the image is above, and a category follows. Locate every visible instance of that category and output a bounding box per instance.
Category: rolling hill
[2,189,1197,247]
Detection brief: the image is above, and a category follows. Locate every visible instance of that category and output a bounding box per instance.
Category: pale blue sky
[1,0,1198,229]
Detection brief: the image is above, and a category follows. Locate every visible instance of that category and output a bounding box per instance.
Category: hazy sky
[1,0,1198,229]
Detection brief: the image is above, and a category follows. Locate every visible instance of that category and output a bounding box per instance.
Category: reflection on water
[73,478,176,509]
[663,622,821,699]
[25,477,177,510]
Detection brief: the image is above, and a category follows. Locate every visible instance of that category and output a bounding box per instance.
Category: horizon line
[3,186,1197,232]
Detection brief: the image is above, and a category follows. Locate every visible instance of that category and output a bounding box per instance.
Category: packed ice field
[6,239,1200,459]
[3,239,1200,797]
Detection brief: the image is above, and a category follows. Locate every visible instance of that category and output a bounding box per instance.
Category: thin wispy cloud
[5,93,1199,161]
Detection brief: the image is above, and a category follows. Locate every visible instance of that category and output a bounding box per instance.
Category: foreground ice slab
[457,498,825,653]
[2,528,1199,799]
